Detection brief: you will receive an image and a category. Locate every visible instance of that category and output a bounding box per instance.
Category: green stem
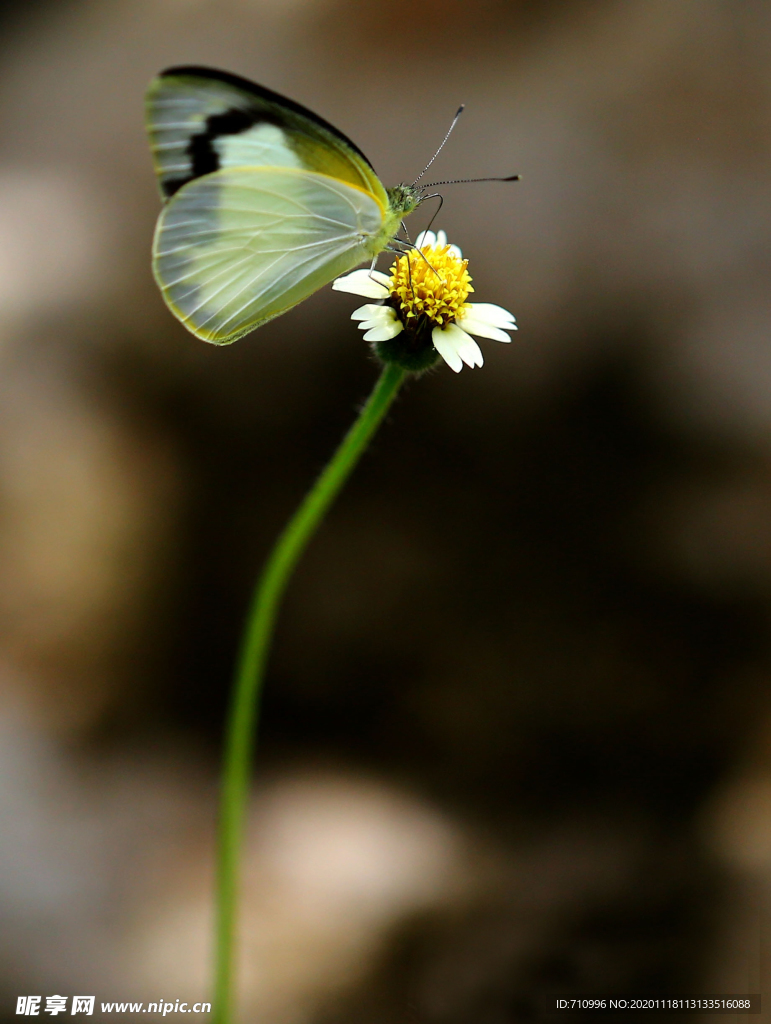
[213,361,406,1024]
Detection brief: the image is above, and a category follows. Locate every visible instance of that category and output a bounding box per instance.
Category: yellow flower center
[389,243,474,327]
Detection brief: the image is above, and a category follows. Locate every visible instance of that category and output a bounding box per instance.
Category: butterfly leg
[386,241,418,304]
[417,193,444,243]
[390,239,443,285]
[406,246,416,304]
[367,254,382,285]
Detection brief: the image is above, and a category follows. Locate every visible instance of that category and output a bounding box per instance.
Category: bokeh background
[1,0,771,1020]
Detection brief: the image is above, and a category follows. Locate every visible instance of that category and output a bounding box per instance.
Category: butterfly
[146,66,427,344]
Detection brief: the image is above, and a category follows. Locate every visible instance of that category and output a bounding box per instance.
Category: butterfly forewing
[153,166,385,343]
[147,67,386,205]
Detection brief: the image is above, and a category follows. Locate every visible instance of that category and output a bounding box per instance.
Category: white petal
[449,324,484,367]
[351,303,392,321]
[464,302,517,328]
[415,230,436,249]
[431,325,464,373]
[333,269,391,297]
[355,306,398,333]
[429,230,462,257]
[363,321,404,342]
[458,314,512,343]
[358,319,398,332]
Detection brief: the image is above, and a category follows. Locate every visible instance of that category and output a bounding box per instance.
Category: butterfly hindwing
[147,66,387,206]
[152,165,385,344]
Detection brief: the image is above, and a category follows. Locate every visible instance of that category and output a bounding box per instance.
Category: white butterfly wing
[147,67,384,203]
[153,166,386,344]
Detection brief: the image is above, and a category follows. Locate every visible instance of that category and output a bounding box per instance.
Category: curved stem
[213,361,406,1024]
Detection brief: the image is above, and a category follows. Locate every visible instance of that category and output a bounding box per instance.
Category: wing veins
[209,236,359,332]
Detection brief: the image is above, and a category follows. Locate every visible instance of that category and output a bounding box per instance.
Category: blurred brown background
[1,0,771,1020]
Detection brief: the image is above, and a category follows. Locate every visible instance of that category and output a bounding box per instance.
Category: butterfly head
[386,183,425,218]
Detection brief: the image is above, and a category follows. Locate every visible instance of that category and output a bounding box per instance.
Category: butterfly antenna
[422,174,520,187]
[412,104,465,186]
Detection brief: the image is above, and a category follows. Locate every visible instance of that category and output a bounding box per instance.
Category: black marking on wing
[189,109,261,178]
[160,64,377,172]
[163,106,285,198]
[164,178,192,199]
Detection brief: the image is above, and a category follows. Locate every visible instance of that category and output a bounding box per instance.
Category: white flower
[415,229,463,260]
[350,303,402,342]
[333,230,516,373]
[331,268,391,299]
